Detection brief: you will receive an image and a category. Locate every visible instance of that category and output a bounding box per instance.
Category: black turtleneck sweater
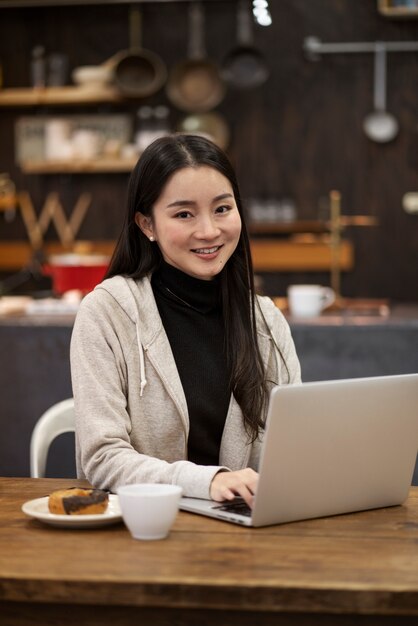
[151,262,231,465]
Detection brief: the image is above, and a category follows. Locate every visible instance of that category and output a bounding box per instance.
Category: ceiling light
[255,11,272,26]
[252,0,272,26]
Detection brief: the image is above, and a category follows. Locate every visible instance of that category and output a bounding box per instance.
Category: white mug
[287,284,335,318]
[117,484,182,540]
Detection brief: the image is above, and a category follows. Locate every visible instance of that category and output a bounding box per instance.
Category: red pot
[43,254,110,295]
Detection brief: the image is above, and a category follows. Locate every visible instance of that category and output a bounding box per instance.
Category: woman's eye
[175,211,192,219]
[215,205,231,214]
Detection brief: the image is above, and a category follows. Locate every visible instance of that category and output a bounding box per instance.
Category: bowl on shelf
[71,65,113,89]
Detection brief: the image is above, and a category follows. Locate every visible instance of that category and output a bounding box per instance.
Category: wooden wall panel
[0,0,417,301]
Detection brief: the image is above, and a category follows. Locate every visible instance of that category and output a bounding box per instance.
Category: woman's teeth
[193,246,220,254]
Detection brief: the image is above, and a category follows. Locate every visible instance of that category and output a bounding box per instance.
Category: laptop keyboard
[212,500,252,517]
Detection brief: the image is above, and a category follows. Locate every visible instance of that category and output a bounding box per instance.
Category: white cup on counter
[287,284,336,318]
[117,484,182,540]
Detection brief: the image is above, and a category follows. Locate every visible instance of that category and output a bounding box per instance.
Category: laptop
[180,374,418,527]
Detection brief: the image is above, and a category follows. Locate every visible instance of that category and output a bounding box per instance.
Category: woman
[70,134,301,508]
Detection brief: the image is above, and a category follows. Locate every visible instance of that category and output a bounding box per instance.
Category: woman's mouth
[192,245,223,255]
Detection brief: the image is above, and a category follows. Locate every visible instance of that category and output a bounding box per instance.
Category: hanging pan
[177,111,230,150]
[166,2,225,112]
[222,0,269,89]
[109,5,167,98]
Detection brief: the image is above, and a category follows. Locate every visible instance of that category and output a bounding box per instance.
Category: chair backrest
[30,398,75,478]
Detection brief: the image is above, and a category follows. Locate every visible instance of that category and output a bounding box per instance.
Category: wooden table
[2,478,418,625]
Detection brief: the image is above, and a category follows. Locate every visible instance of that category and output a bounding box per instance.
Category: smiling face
[135,165,242,281]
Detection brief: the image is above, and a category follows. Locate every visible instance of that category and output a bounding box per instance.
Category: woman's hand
[210,468,259,508]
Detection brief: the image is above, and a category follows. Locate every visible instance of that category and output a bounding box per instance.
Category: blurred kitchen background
[0,0,417,301]
[0,0,418,478]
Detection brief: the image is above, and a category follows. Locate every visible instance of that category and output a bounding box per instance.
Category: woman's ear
[135,212,154,241]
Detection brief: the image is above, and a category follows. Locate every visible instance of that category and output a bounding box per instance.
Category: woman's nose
[195,216,221,239]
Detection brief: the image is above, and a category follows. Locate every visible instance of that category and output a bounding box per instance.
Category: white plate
[22,494,122,528]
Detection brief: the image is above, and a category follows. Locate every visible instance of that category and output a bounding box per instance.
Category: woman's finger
[210,469,259,507]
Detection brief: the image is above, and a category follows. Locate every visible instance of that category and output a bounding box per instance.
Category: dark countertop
[0,313,75,326]
[1,302,417,327]
[287,304,418,328]
[1,301,417,480]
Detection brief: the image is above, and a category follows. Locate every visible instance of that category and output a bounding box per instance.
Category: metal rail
[304,36,418,61]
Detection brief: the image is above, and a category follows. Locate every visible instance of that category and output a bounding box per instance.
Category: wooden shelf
[249,220,328,235]
[0,240,115,271]
[0,86,125,107]
[248,217,378,236]
[20,158,138,174]
[0,239,354,273]
[248,220,329,235]
[378,0,418,18]
[250,239,354,272]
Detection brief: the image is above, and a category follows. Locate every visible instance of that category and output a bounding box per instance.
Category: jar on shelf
[135,105,171,152]
[31,46,46,89]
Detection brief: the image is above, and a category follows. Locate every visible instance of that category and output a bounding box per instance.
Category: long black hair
[107,134,268,440]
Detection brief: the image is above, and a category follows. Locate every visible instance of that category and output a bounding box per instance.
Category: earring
[149,236,155,242]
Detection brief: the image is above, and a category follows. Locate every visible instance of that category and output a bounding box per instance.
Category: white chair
[30,398,75,478]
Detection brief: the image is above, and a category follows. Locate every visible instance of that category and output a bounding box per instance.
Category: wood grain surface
[2,477,418,625]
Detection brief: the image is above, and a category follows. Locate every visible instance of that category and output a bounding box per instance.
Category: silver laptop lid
[252,374,418,527]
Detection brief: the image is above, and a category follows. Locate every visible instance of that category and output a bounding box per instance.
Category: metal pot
[43,254,110,295]
[177,112,230,150]
[110,6,167,98]
[166,2,225,112]
[222,0,269,89]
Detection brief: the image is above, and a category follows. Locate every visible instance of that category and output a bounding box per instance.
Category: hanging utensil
[363,44,399,143]
[177,112,230,150]
[222,0,269,89]
[110,5,167,98]
[166,2,225,113]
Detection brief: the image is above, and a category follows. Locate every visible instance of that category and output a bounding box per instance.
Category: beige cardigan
[70,275,301,497]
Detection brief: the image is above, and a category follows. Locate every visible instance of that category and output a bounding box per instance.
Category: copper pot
[109,6,167,98]
[177,112,230,150]
[166,2,225,113]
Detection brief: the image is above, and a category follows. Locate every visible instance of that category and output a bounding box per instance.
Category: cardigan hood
[70,274,301,497]
[97,276,150,397]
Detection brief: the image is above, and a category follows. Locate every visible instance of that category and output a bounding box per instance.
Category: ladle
[363,44,399,143]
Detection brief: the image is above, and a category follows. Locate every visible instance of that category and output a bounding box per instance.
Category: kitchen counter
[289,303,418,326]
[287,303,418,382]
[0,312,74,479]
[2,302,417,328]
[1,303,417,479]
